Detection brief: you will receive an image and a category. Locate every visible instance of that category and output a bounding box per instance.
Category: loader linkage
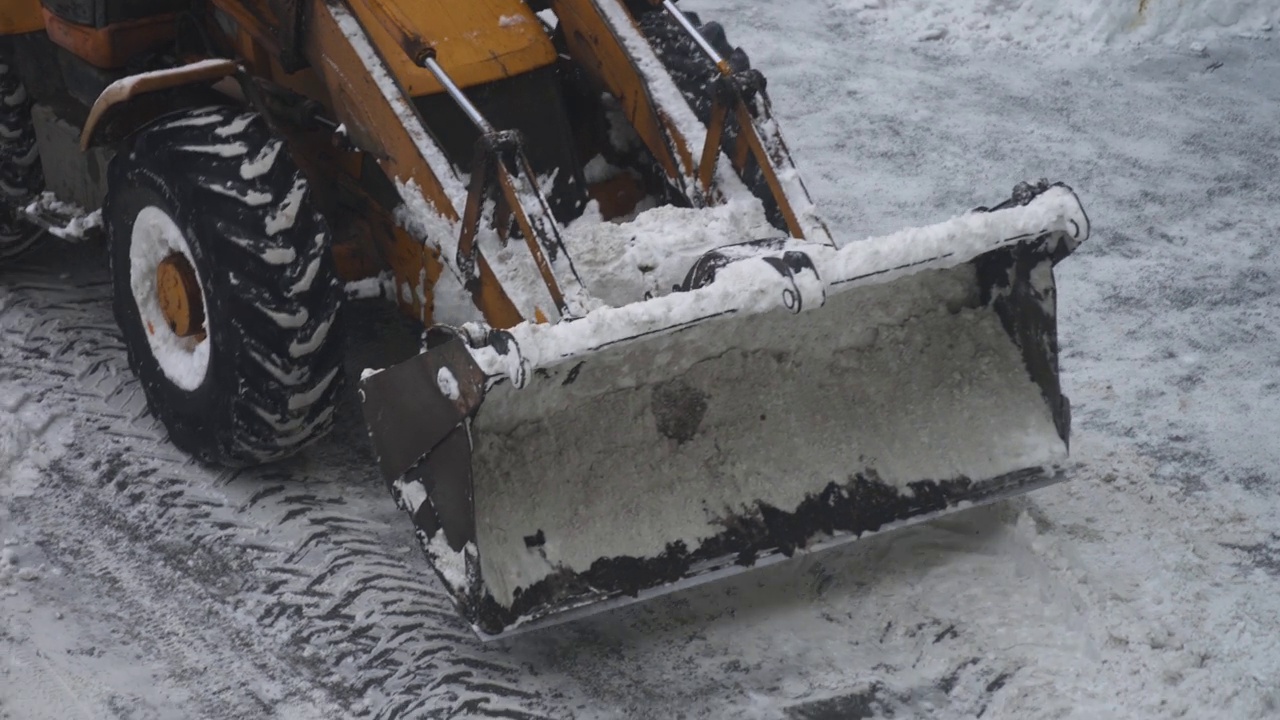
[2,0,1089,638]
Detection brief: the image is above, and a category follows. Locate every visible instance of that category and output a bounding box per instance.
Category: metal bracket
[662,0,810,240]
[422,51,588,321]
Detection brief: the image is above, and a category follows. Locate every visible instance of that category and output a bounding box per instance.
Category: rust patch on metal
[156,253,204,338]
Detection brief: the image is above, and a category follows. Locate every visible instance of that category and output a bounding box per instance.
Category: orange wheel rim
[156,252,205,338]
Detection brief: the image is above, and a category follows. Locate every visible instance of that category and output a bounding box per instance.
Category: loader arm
[550,0,829,239]
[304,0,585,327]
[295,0,837,330]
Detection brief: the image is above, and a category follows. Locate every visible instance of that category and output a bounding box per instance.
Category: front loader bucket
[361,182,1089,638]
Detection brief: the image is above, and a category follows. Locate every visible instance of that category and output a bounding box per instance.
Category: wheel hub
[156,253,205,338]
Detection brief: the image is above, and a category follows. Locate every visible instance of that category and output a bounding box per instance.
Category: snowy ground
[4,1,1280,717]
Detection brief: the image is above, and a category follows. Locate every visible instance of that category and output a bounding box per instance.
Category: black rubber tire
[0,49,45,262]
[105,105,345,466]
[636,9,787,230]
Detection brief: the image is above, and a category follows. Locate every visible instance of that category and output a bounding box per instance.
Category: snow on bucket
[361,183,1087,637]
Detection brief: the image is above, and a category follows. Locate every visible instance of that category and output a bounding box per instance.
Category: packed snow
[436,367,461,400]
[263,177,308,236]
[424,532,474,593]
[3,0,1280,718]
[175,142,248,158]
[841,0,1280,52]
[22,191,102,241]
[471,185,1082,398]
[239,138,282,180]
[287,316,333,358]
[0,386,71,502]
[559,196,778,306]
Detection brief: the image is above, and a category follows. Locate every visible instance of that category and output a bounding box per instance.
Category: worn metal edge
[470,464,1073,642]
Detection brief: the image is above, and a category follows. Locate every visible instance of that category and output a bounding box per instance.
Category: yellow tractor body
[1,0,1089,637]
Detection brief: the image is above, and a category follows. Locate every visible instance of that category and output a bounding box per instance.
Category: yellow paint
[0,0,43,35]
[347,0,558,95]
[306,0,460,217]
[204,1,334,108]
[306,0,525,328]
[384,223,437,325]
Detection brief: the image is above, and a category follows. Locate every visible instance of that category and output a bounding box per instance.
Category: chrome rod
[661,0,726,67]
[422,56,495,134]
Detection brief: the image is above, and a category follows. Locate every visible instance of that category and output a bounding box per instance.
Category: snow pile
[0,545,41,585]
[561,196,776,306]
[0,544,25,586]
[0,383,71,501]
[827,0,1279,52]
[981,439,1280,719]
[23,191,102,241]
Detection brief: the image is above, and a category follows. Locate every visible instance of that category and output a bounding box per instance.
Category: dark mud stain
[468,468,1056,635]
[651,379,710,444]
[524,529,546,548]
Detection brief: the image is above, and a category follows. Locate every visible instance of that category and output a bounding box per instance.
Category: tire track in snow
[0,247,561,718]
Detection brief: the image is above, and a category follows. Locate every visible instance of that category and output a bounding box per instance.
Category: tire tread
[106,106,344,466]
